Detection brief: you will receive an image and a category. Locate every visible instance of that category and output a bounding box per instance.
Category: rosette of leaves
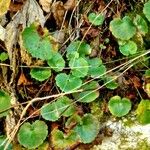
[73,113,100,143]
[66,40,91,59]
[87,57,106,78]
[108,96,132,117]
[0,52,8,62]
[103,75,118,90]
[119,40,137,56]
[41,96,76,121]
[22,23,54,60]
[133,14,148,36]
[88,12,105,26]
[17,120,48,149]
[143,0,150,22]
[73,81,100,103]
[109,16,136,40]
[51,129,79,149]
[0,90,11,118]
[55,73,82,92]
[47,52,65,72]
[0,135,12,150]
[30,68,51,81]
[136,100,150,124]
[69,57,89,78]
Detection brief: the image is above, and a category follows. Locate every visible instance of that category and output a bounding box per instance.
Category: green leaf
[74,114,100,143]
[88,12,105,26]
[41,96,76,121]
[145,69,150,78]
[74,91,99,103]
[138,109,150,124]
[66,41,91,59]
[47,52,65,72]
[30,68,51,81]
[65,114,82,128]
[104,76,118,90]
[87,58,106,78]
[0,135,12,150]
[22,24,53,60]
[69,57,89,78]
[0,90,11,118]
[119,40,137,56]
[73,81,99,103]
[133,14,148,35]
[0,52,8,62]
[51,129,78,149]
[143,0,150,22]
[136,100,150,116]
[18,120,48,149]
[108,96,132,117]
[109,16,136,40]
[55,73,82,92]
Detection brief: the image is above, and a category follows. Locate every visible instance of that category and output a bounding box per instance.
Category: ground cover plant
[0,0,150,149]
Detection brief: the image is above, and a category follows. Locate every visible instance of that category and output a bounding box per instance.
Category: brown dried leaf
[64,0,76,11]
[52,1,65,28]
[5,0,45,53]
[130,76,141,88]
[9,0,24,13]
[17,72,32,86]
[0,25,5,41]
[39,0,52,13]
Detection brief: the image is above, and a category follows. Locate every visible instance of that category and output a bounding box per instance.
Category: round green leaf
[51,129,78,149]
[0,135,12,150]
[22,24,53,60]
[143,0,150,22]
[137,109,150,124]
[74,91,99,103]
[0,90,11,118]
[0,52,8,62]
[73,81,100,103]
[104,76,118,90]
[66,41,91,59]
[69,57,89,78]
[110,16,136,40]
[30,68,51,81]
[47,52,65,72]
[119,40,137,56]
[87,58,106,78]
[88,12,105,26]
[136,100,150,116]
[74,114,100,143]
[133,14,148,35]
[108,96,132,117]
[89,65,106,78]
[55,73,82,92]
[18,120,48,149]
[41,96,76,121]
[81,81,99,90]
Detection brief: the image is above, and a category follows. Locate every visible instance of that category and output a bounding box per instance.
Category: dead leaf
[53,30,65,44]
[0,25,5,41]
[0,0,11,16]
[52,1,65,28]
[39,0,52,13]
[9,0,25,13]
[130,76,141,88]
[17,72,31,86]
[64,0,76,11]
[5,0,45,53]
